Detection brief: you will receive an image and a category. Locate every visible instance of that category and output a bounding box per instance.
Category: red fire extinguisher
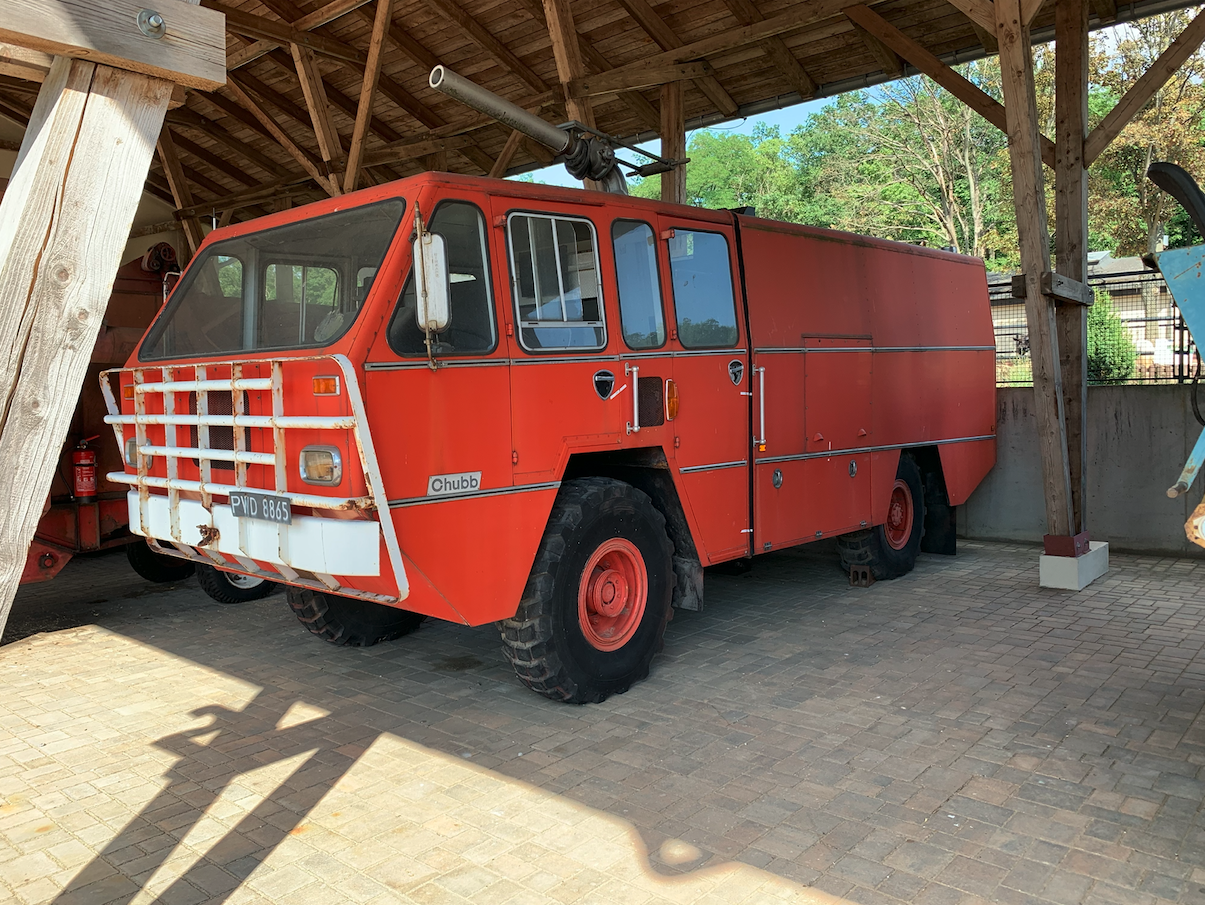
[72,436,99,503]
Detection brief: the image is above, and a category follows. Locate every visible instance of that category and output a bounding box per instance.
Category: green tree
[1088,289,1137,383]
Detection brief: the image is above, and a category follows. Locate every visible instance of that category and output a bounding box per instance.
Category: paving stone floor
[1,540,1204,905]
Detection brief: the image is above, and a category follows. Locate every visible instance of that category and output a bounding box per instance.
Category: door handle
[755,366,766,451]
[625,363,640,434]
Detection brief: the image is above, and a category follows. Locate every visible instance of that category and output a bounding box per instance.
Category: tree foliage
[1087,288,1138,383]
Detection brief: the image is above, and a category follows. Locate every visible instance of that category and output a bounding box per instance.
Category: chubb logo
[426,471,482,496]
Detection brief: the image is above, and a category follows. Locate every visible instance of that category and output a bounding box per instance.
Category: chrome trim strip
[365,349,749,369]
[678,459,748,474]
[755,434,996,465]
[389,481,561,508]
[753,345,996,354]
[364,358,506,371]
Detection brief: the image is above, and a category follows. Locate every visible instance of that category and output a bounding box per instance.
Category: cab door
[658,219,751,564]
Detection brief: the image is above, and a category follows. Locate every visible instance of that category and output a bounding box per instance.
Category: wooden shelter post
[660,81,686,205]
[994,0,1075,539]
[0,1,224,639]
[1055,0,1090,535]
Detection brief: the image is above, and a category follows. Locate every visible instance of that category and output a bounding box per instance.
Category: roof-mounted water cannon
[429,65,685,195]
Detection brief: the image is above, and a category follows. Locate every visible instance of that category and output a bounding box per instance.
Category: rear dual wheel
[196,564,277,603]
[499,477,674,704]
[287,586,426,646]
[838,454,925,580]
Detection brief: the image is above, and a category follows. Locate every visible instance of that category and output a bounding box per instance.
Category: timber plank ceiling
[0,0,1195,223]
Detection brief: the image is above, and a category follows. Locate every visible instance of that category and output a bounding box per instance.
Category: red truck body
[103,174,995,700]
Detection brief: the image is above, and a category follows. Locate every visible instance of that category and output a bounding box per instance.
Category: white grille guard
[101,354,409,603]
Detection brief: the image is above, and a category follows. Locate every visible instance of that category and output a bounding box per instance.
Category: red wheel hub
[578,538,647,651]
[884,479,914,550]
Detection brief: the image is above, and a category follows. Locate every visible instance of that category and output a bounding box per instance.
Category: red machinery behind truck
[102,172,995,702]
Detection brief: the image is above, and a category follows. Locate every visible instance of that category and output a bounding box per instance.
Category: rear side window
[612,220,665,350]
[389,201,497,356]
[668,230,739,348]
[508,212,605,351]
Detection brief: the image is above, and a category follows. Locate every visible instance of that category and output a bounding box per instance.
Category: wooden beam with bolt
[995,0,1074,538]
[0,0,225,90]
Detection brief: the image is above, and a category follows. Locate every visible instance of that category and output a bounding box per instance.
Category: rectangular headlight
[299,445,342,485]
[125,437,152,469]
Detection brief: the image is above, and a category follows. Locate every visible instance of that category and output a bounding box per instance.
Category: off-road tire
[286,586,425,646]
[196,564,277,603]
[126,540,195,583]
[498,477,674,704]
[838,454,926,580]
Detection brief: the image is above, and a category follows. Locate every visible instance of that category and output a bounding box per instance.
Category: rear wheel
[196,564,276,603]
[286,587,425,646]
[838,454,925,580]
[126,540,195,583]
[498,477,674,704]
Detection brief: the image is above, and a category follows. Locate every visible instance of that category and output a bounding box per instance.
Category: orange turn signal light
[122,384,135,400]
[665,379,679,421]
[313,376,340,396]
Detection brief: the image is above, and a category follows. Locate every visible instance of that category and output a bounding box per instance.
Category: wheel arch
[563,448,703,611]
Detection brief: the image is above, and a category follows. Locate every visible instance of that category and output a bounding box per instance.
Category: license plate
[229,490,292,524]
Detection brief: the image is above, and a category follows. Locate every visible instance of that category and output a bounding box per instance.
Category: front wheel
[499,477,674,704]
[286,587,425,646]
[838,454,925,580]
[196,564,277,603]
[126,540,195,583]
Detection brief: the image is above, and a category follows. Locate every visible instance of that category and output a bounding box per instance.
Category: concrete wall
[959,385,1205,556]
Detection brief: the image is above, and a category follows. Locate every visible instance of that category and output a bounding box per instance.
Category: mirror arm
[414,203,440,371]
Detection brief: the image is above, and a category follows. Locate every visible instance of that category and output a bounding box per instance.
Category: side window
[613,220,665,350]
[668,230,739,348]
[508,213,605,351]
[388,201,497,356]
[260,262,339,348]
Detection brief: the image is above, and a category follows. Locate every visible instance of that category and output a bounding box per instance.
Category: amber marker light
[665,379,680,421]
[313,375,340,396]
[123,384,135,400]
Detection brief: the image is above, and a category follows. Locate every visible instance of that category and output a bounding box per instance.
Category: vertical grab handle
[756,366,766,451]
[626,363,640,434]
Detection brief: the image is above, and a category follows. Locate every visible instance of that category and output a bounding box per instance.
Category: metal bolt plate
[138,9,166,38]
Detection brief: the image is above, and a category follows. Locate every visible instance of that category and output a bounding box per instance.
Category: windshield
[140,199,406,360]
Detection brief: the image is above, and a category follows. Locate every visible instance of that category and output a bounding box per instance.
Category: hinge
[660,228,676,240]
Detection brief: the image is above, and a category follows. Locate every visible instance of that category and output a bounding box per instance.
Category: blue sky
[520,98,831,188]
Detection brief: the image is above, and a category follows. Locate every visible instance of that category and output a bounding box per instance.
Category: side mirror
[414,232,450,332]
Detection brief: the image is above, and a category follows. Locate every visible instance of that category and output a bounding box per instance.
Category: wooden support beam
[344,0,393,193]
[291,44,343,189]
[206,2,366,64]
[364,135,472,166]
[157,129,205,253]
[995,0,1073,538]
[227,0,372,69]
[355,7,438,72]
[660,81,686,205]
[489,130,524,178]
[0,56,176,635]
[569,62,714,98]
[0,43,52,82]
[971,21,998,54]
[0,0,225,90]
[1084,6,1205,165]
[944,0,996,35]
[720,0,818,98]
[849,18,904,78]
[175,179,312,218]
[1055,0,1090,535]
[226,77,336,194]
[169,129,259,187]
[170,108,293,178]
[1020,0,1044,28]
[1091,0,1118,25]
[843,6,1056,169]
[614,0,739,116]
[543,0,595,129]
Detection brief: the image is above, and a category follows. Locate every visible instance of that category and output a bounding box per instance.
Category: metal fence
[990,269,1199,385]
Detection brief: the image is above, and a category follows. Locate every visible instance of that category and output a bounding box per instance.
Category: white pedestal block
[1039,541,1109,591]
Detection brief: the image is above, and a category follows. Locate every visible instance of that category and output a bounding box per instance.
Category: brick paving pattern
[0,539,1203,905]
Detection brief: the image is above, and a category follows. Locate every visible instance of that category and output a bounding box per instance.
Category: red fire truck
[102,170,995,703]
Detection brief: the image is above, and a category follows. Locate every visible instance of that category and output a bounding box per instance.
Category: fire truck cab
[104,173,995,703]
